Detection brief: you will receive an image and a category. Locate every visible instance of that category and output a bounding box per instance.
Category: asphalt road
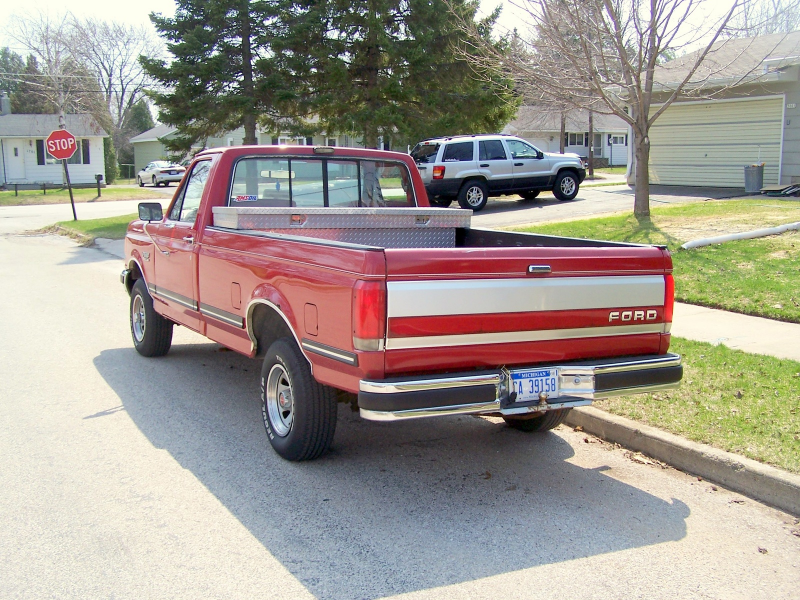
[1,199,798,599]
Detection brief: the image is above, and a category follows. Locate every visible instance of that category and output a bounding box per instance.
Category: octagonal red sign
[45,129,78,160]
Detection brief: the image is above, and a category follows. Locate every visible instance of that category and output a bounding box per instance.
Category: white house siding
[1,136,105,185]
[648,96,784,187]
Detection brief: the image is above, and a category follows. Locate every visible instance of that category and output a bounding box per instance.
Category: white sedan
[137,161,186,187]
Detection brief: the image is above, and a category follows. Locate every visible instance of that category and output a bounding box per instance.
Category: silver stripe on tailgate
[387,276,665,318]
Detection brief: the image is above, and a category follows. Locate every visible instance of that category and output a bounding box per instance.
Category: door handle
[479,163,489,167]
[183,236,194,244]
[514,162,524,166]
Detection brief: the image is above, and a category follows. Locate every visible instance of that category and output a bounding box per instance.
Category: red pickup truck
[122,145,681,460]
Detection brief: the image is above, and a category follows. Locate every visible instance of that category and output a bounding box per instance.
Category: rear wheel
[130,279,173,357]
[261,338,338,461]
[553,172,579,201]
[457,180,488,211]
[520,190,540,200]
[503,408,571,432]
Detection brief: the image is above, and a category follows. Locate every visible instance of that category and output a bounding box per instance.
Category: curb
[565,406,800,517]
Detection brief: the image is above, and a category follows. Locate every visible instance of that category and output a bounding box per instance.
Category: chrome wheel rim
[465,186,484,207]
[266,364,293,437]
[132,294,146,343]
[560,177,576,196]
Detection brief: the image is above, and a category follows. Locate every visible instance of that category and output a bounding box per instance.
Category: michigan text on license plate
[510,369,559,402]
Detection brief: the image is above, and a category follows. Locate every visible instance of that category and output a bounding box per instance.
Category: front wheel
[137,176,144,187]
[152,176,159,187]
[130,279,173,357]
[553,172,579,201]
[503,408,571,432]
[261,338,338,461]
[457,180,488,211]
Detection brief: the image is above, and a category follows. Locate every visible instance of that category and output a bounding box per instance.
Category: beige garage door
[648,96,783,187]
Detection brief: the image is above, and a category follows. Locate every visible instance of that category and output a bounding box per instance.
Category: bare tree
[67,18,162,136]
[459,0,789,216]
[727,0,800,36]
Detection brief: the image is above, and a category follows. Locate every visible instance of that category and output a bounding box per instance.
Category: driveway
[473,185,749,229]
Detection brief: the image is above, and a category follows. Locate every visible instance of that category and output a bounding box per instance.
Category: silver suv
[410,134,586,211]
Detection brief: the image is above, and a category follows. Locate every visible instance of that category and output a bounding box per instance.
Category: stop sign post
[46,129,78,220]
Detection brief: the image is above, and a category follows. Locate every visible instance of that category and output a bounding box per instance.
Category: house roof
[504,107,628,134]
[0,113,108,137]
[129,123,178,144]
[655,30,800,88]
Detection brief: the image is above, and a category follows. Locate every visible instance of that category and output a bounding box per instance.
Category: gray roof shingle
[0,113,108,137]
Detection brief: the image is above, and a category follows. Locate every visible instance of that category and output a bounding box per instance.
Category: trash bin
[744,164,764,193]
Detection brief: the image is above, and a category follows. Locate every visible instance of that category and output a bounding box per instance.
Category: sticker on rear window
[234,195,258,202]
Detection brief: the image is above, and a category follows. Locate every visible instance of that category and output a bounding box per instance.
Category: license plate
[510,368,559,402]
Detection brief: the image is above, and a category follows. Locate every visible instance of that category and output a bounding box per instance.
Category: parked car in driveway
[410,134,586,211]
[137,161,186,187]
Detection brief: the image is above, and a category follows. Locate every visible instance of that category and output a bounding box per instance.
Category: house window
[326,137,337,147]
[610,135,626,145]
[35,139,59,165]
[66,140,91,165]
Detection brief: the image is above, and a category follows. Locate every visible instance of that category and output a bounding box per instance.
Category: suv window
[410,143,440,164]
[505,139,539,159]
[479,140,507,161]
[442,141,474,162]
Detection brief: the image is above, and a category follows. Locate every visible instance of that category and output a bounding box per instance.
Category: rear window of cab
[228,156,416,208]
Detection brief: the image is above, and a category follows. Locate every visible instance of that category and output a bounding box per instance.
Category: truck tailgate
[382,244,673,374]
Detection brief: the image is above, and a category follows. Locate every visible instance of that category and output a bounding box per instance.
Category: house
[0,93,108,187]
[649,30,800,187]
[502,107,629,166]
[130,124,363,174]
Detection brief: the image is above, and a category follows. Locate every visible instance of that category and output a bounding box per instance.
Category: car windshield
[410,143,440,164]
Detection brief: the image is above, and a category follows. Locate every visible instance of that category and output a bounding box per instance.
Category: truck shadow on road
[94,344,689,599]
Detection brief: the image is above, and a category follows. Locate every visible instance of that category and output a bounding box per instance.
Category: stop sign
[46,129,78,160]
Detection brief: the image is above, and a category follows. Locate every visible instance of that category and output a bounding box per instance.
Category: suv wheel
[458,180,488,211]
[428,197,453,208]
[553,172,579,201]
[520,190,540,200]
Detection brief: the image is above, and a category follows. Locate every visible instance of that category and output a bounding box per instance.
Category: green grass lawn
[597,337,800,474]
[45,213,137,243]
[519,199,800,323]
[1,186,164,206]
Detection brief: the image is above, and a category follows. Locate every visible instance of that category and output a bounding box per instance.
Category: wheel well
[461,177,487,189]
[250,303,294,357]
[125,261,144,294]
[557,167,580,180]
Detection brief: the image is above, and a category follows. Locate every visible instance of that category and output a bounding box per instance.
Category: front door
[151,160,211,332]
[477,139,514,193]
[7,143,25,180]
[505,139,550,191]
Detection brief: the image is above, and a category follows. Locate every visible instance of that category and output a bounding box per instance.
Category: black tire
[552,171,579,201]
[503,408,571,432]
[457,180,488,211]
[261,338,338,461]
[130,278,173,357]
[164,182,170,187]
[520,190,540,200]
[137,176,144,188]
[428,197,453,208]
[152,176,159,187]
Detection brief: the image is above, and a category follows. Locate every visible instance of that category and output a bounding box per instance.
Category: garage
[648,95,784,187]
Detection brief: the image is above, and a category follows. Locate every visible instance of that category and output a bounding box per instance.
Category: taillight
[664,274,675,324]
[353,280,386,351]
[432,166,445,179]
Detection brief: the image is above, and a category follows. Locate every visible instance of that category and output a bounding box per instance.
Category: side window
[505,139,539,159]
[169,160,210,223]
[479,140,507,161]
[442,142,474,162]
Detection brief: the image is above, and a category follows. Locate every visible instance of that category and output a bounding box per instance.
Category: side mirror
[537,150,544,160]
[138,202,163,222]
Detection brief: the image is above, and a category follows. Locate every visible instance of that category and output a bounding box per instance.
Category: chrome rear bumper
[359,353,682,422]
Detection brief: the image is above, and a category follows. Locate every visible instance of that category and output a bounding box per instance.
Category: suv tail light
[353,280,386,351]
[664,274,674,324]
[432,166,445,180]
